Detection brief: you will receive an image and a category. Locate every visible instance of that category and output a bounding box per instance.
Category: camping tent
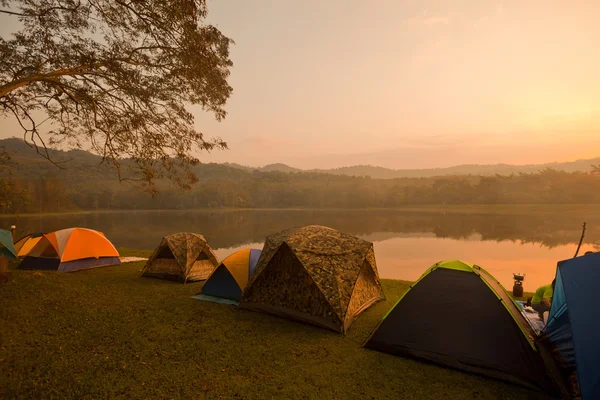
[543,252,600,400]
[198,248,262,302]
[240,225,385,334]
[142,232,219,283]
[14,232,45,257]
[364,260,557,394]
[18,228,121,272]
[0,229,17,259]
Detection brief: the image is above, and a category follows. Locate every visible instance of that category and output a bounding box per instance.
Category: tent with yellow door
[195,248,262,304]
[18,228,121,272]
[14,232,45,257]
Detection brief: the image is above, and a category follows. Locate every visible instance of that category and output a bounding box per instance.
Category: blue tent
[543,252,600,400]
[195,249,262,303]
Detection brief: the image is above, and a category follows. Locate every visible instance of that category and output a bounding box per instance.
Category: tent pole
[573,222,586,258]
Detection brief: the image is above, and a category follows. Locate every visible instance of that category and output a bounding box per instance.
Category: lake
[2,207,598,291]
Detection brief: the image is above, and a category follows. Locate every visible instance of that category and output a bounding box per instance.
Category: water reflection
[364,235,594,290]
[2,209,597,289]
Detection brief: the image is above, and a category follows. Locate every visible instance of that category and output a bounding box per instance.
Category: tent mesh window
[37,239,58,258]
[187,251,217,281]
[344,260,381,328]
[154,246,176,259]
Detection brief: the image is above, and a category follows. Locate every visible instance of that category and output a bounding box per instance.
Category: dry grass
[1,259,548,399]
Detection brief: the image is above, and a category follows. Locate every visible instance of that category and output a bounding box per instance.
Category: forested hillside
[225,158,600,178]
[0,138,599,214]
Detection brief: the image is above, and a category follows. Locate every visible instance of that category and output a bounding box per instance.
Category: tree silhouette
[0,0,232,193]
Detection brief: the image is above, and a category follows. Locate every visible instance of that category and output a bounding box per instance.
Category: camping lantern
[512,273,525,297]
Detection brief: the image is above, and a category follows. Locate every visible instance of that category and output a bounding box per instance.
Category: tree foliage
[0,0,232,193]
[3,161,600,214]
[2,139,600,214]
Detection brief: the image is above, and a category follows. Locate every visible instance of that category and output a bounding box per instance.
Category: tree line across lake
[1,150,600,214]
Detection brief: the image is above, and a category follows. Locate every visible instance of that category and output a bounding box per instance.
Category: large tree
[0,0,232,193]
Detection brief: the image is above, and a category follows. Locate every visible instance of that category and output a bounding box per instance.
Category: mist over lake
[4,206,597,290]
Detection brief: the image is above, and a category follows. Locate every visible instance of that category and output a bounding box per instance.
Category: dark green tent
[0,229,17,259]
[364,260,558,395]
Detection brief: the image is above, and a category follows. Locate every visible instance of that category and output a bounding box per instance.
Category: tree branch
[0,1,81,18]
[0,63,102,98]
[0,0,232,194]
[573,222,587,257]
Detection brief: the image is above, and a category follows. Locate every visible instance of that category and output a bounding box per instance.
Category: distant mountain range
[1,137,598,180]
[224,158,600,179]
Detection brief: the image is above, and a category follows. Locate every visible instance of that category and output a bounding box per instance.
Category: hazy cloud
[496,3,504,16]
[244,135,298,146]
[422,16,450,25]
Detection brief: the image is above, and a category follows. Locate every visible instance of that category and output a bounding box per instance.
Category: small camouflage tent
[142,233,218,283]
[240,225,385,334]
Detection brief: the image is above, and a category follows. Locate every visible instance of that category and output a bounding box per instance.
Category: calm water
[2,209,598,290]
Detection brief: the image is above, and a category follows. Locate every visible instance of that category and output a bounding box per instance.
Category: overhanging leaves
[0,0,233,194]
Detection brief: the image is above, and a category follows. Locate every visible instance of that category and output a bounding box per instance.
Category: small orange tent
[18,228,121,272]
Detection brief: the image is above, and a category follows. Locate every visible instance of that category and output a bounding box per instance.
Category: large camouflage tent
[142,233,219,283]
[240,225,386,334]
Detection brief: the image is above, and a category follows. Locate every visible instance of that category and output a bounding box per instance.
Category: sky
[2,0,600,169]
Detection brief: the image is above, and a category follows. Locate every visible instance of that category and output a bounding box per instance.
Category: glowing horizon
[1,0,599,169]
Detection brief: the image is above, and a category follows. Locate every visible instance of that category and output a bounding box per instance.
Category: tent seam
[475,271,537,350]
[287,244,344,325]
[557,263,585,395]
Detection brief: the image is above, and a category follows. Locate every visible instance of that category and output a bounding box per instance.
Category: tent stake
[573,222,587,258]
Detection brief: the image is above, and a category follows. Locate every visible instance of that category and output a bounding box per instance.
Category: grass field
[1,259,547,400]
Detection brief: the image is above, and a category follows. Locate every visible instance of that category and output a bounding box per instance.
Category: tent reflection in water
[364,260,558,395]
[543,251,600,400]
[142,232,219,283]
[196,248,262,304]
[240,225,386,334]
[17,228,121,272]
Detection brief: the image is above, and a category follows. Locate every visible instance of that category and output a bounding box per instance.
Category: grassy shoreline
[1,261,543,399]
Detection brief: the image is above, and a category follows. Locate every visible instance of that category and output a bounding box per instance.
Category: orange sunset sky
[1,0,599,169]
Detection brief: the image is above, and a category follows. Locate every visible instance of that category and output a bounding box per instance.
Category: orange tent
[18,228,121,272]
[14,232,45,258]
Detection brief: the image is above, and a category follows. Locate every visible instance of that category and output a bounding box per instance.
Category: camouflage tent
[240,225,385,334]
[142,232,219,283]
